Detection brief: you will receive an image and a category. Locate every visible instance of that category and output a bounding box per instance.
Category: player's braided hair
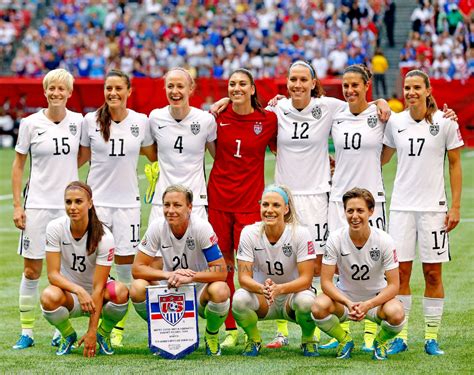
[229,68,265,113]
[65,181,105,256]
[96,69,131,142]
[405,69,438,124]
[343,64,373,84]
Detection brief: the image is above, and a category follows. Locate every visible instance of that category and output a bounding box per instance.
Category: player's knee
[232,289,257,313]
[130,279,148,303]
[108,281,129,304]
[207,281,230,303]
[292,291,316,313]
[24,267,41,280]
[424,268,442,287]
[311,295,330,319]
[383,300,405,326]
[40,286,63,310]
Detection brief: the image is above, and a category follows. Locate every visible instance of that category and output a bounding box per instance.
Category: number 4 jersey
[323,227,398,297]
[45,216,115,294]
[383,110,464,212]
[15,109,83,209]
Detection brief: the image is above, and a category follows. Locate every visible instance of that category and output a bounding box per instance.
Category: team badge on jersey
[186,236,195,251]
[158,293,186,326]
[130,124,139,137]
[141,235,148,246]
[282,243,293,257]
[429,123,439,136]
[23,236,30,250]
[190,122,200,135]
[367,115,377,128]
[312,106,322,120]
[254,122,263,135]
[370,247,380,261]
[69,123,77,136]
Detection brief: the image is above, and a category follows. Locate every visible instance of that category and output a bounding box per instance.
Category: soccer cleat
[424,339,444,356]
[221,330,239,348]
[12,335,34,350]
[56,332,77,356]
[51,330,61,347]
[205,332,221,356]
[301,342,320,357]
[97,332,114,355]
[320,337,339,349]
[265,332,289,349]
[336,338,354,359]
[387,337,408,355]
[372,340,388,360]
[242,340,261,357]
[110,328,124,348]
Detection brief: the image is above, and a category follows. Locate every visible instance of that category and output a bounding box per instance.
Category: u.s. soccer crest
[370,247,380,261]
[23,236,30,250]
[130,124,139,137]
[69,123,77,135]
[254,122,262,135]
[367,115,377,128]
[312,106,322,119]
[430,123,439,136]
[186,236,195,251]
[190,122,200,135]
[282,243,293,257]
[147,284,199,359]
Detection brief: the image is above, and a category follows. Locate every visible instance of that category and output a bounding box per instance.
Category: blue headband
[263,185,289,205]
[290,60,316,78]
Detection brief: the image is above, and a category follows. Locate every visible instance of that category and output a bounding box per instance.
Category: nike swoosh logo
[95,128,101,132]
[336,120,344,124]
[398,129,407,133]
[158,125,167,129]
[283,111,290,115]
[220,123,231,126]
[133,243,140,248]
[254,248,264,251]
[437,250,447,256]
[62,241,72,245]
[319,243,325,248]
[341,253,350,256]
[38,131,46,136]
[162,245,172,249]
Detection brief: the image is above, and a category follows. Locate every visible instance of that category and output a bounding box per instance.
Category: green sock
[398,314,409,341]
[233,309,261,343]
[19,295,36,330]
[376,320,404,344]
[205,300,229,333]
[296,311,317,343]
[340,319,351,334]
[99,302,128,336]
[314,314,350,343]
[276,320,288,336]
[57,319,75,338]
[42,306,75,337]
[113,302,130,331]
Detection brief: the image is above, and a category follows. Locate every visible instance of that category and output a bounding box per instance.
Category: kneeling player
[131,185,230,356]
[311,188,405,360]
[40,182,129,357]
[232,185,318,357]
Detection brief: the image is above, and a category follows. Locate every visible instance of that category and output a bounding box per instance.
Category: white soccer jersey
[267,97,346,195]
[330,104,386,203]
[323,227,398,297]
[81,109,153,208]
[15,109,82,209]
[45,216,115,294]
[237,223,316,285]
[138,215,220,274]
[383,110,464,212]
[149,106,217,206]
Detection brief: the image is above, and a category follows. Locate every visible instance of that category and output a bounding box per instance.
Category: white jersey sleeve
[273,97,346,195]
[330,104,386,202]
[150,107,215,206]
[45,217,115,294]
[138,218,164,258]
[15,109,82,209]
[384,110,464,211]
[83,109,150,208]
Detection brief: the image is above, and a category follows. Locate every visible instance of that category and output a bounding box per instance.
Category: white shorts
[294,193,329,254]
[96,206,140,257]
[328,201,387,232]
[264,290,316,322]
[337,288,381,324]
[18,208,65,259]
[149,205,207,224]
[388,211,449,263]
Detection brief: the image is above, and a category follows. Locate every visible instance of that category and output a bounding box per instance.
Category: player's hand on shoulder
[375,99,391,122]
[442,103,458,122]
[267,94,286,107]
[210,97,230,115]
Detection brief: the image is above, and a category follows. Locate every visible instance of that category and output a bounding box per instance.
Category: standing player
[207,68,278,347]
[11,68,83,349]
[382,70,463,356]
[79,69,155,347]
[311,188,405,360]
[149,67,217,222]
[41,181,129,356]
[130,185,230,356]
[233,185,318,357]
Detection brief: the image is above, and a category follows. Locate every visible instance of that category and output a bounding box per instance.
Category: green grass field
[0,148,473,374]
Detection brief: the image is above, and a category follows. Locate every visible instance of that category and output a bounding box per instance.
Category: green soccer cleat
[373,339,389,360]
[205,331,221,356]
[336,338,354,359]
[301,341,320,357]
[221,330,239,348]
[242,340,261,357]
[56,332,77,356]
[97,332,114,355]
